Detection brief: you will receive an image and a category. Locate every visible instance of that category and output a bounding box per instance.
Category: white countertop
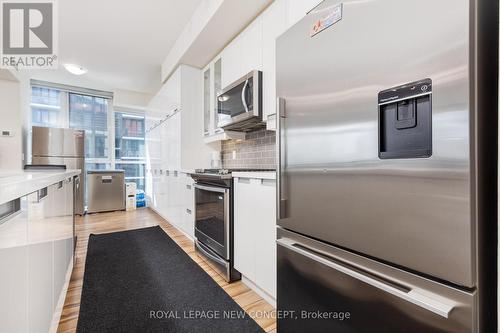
[0,169,81,205]
[232,171,276,180]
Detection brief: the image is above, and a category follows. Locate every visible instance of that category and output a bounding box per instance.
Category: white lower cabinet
[182,176,195,238]
[234,176,277,299]
[28,188,54,333]
[0,178,74,333]
[149,172,195,239]
[0,196,29,333]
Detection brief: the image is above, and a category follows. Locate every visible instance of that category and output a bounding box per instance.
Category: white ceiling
[23,0,201,94]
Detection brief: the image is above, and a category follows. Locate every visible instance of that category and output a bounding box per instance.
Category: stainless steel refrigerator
[276,1,498,332]
[32,126,86,215]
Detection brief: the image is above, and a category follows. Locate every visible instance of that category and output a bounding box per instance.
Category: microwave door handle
[277,238,456,319]
[241,79,249,113]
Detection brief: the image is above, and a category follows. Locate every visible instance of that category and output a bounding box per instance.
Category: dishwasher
[87,170,125,213]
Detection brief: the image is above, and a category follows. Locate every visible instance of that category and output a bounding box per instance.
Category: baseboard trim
[241,276,276,308]
[147,206,194,242]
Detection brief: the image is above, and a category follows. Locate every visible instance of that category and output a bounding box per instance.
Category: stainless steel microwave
[217,70,264,131]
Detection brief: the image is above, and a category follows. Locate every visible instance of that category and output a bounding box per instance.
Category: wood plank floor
[57,208,276,333]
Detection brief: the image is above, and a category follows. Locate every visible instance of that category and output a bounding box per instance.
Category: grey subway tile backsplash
[221,128,276,170]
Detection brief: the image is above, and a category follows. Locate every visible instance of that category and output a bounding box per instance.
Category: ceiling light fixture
[64,63,88,75]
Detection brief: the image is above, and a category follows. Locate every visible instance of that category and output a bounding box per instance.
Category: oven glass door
[217,77,254,126]
[194,184,229,259]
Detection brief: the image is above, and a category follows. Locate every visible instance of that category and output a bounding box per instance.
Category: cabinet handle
[0,198,21,226]
[160,169,163,175]
[57,181,63,189]
[261,178,276,186]
[186,184,192,190]
[186,208,192,214]
[174,171,178,177]
[38,187,48,202]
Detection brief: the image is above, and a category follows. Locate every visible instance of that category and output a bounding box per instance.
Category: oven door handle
[194,184,228,194]
[196,240,228,267]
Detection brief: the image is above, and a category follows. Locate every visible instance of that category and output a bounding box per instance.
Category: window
[115,163,145,190]
[69,93,109,158]
[115,113,145,160]
[30,86,63,127]
[115,112,146,190]
[86,163,110,171]
[29,83,147,200]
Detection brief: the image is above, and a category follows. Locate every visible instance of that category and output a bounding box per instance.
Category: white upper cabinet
[157,68,181,117]
[202,57,245,141]
[239,16,263,76]
[213,58,222,131]
[146,64,216,195]
[221,36,241,90]
[202,58,223,136]
[221,17,263,89]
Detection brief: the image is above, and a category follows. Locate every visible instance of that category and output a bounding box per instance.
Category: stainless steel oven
[194,183,230,259]
[192,170,241,282]
[217,70,264,131]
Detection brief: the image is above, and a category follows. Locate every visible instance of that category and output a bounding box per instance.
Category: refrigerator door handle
[277,238,456,318]
[276,97,287,219]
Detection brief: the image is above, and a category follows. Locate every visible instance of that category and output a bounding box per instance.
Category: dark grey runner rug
[76,226,265,333]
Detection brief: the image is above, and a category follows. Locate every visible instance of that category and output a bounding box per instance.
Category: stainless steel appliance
[191,169,241,282]
[276,1,497,332]
[87,170,125,213]
[217,70,264,131]
[32,126,86,215]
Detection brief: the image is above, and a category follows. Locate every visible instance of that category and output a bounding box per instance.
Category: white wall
[113,89,151,110]
[0,70,22,169]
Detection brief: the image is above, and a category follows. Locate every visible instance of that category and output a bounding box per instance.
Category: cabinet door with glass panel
[202,57,222,136]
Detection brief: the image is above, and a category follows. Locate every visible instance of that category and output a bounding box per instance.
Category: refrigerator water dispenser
[378,79,432,159]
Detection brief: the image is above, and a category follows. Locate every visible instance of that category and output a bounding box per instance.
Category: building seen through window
[30,86,146,191]
[115,112,146,190]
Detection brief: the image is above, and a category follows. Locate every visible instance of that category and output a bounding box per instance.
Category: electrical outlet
[1,130,14,137]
